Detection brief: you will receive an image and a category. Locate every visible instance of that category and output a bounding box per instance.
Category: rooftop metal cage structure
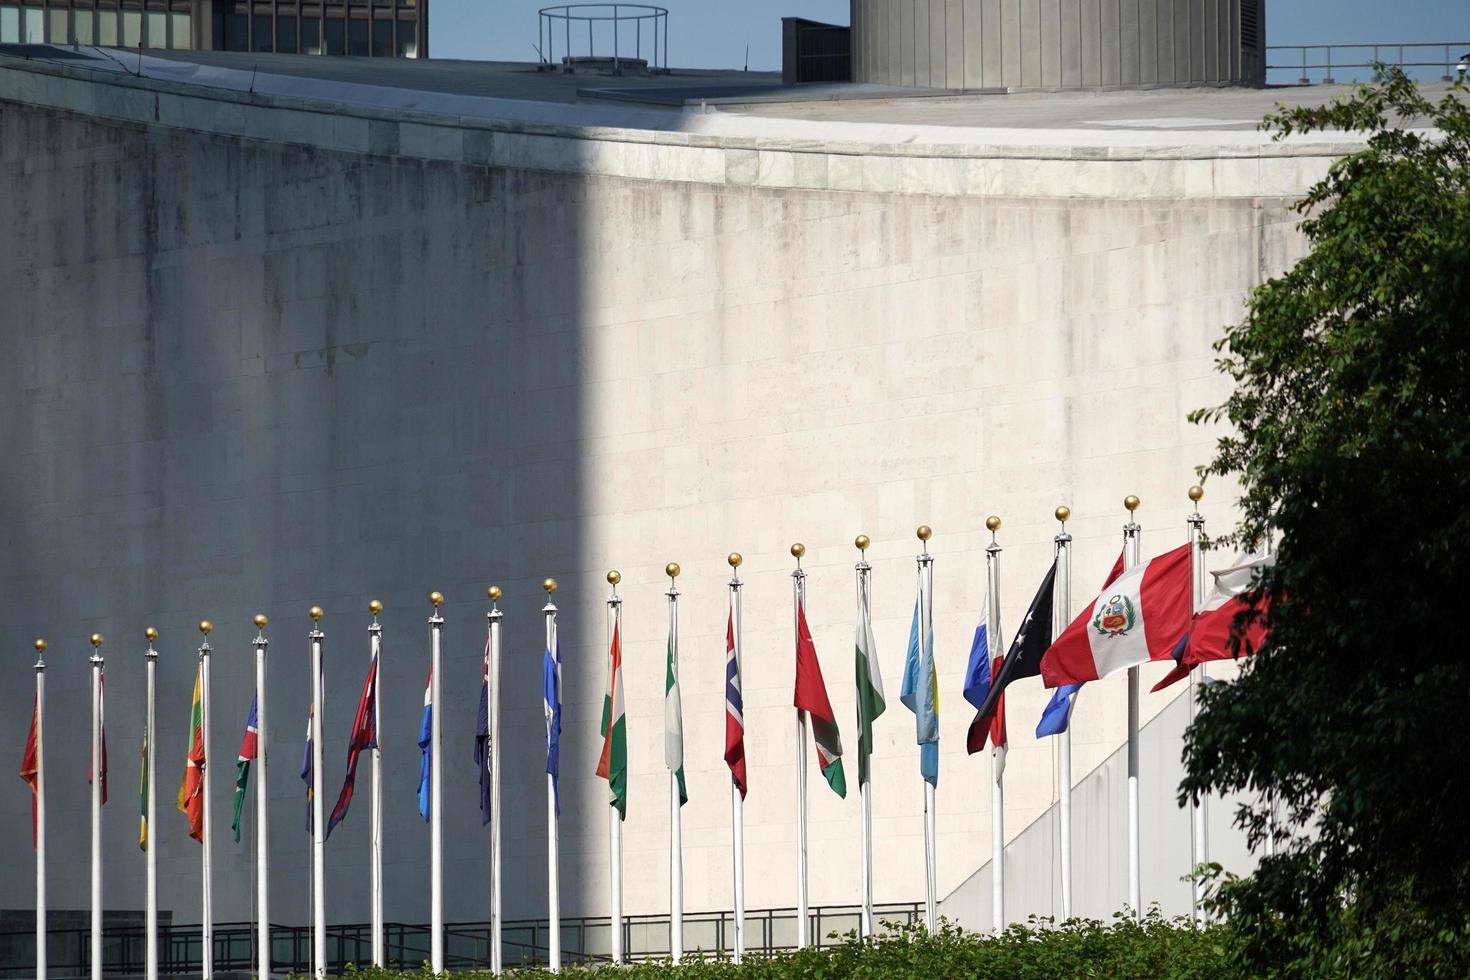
[538,3,667,74]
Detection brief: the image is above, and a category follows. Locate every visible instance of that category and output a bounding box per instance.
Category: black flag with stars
[966,560,1058,750]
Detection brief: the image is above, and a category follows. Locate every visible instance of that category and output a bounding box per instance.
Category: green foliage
[1184,69,1470,974]
[307,913,1237,979]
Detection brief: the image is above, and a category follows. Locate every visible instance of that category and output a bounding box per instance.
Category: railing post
[1300,46,1308,85]
[1325,45,1335,84]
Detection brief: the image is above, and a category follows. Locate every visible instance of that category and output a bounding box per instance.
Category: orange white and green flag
[176,667,205,843]
[595,621,628,819]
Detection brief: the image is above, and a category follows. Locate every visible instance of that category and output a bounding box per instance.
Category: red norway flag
[1040,543,1194,686]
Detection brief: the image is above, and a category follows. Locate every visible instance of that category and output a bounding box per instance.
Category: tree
[1184,70,1470,973]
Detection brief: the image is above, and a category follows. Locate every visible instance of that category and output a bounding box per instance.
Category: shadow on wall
[0,96,594,941]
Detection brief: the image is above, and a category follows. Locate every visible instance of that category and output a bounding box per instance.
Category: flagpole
[252,616,271,980]
[361,600,383,967]
[1123,495,1142,919]
[605,572,624,966]
[543,579,562,973]
[429,592,445,974]
[309,606,327,980]
[89,633,104,980]
[791,542,810,950]
[915,526,938,933]
[666,563,685,964]
[144,629,159,980]
[34,638,47,980]
[198,622,215,980]
[984,517,1005,935]
[1052,507,1073,921]
[1186,486,1207,924]
[488,587,504,975]
[855,536,875,938]
[727,553,746,964]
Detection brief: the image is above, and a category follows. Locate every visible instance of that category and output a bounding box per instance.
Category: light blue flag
[899,599,940,785]
[1036,683,1083,737]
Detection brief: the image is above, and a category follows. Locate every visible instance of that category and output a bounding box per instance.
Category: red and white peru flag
[1041,543,1194,687]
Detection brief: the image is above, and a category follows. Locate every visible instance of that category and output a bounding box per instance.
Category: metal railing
[1266,42,1470,85]
[538,4,668,75]
[0,903,924,975]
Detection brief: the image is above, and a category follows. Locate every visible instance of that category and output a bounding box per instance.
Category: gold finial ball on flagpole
[607,570,621,586]
[429,591,444,608]
[309,606,324,622]
[543,578,558,594]
[728,552,743,568]
[368,600,383,616]
[198,622,212,636]
[666,562,681,579]
[855,534,870,551]
[1124,494,1141,512]
[34,639,46,653]
[1188,485,1204,503]
[1055,505,1071,523]
[254,614,269,629]
[986,515,1002,532]
[488,585,502,602]
[90,633,104,648]
[916,525,932,542]
[790,543,806,559]
[146,627,159,641]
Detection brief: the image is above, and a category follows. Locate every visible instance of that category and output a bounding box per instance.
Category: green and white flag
[596,622,628,818]
[855,579,886,787]
[665,624,687,806]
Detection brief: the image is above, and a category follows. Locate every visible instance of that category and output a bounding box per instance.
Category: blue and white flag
[543,636,562,814]
[899,598,939,785]
[961,622,991,712]
[417,668,432,822]
[299,711,314,833]
[1036,684,1083,737]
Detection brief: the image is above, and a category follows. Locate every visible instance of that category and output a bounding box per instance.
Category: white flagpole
[605,573,624,966]
[198,623,215,980]
[667,563,685,964]
[985,517,1005,935]
[144,629,159,980]
[252,616,271,980]
[855,536,875,939]
[727,553,746,964]
[1123,495,1142,919]
[917,526,939,933]
[368,601,384,968]
[543,580,562,973]
[1052,508,1074,920]
[34,638,47,980]
[791,543,810,950]
[89,633,104,980]
[429,592,446,974]
[308,607,327,980]
[1186,486,1208,924]
[487,587,504,975]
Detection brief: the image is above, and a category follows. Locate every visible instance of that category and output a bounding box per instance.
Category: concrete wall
[851,0,1266,90]
[0,59,1310,933]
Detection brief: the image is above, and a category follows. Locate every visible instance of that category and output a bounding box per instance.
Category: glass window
[347,15,366,55]
[169,11,188,48]
[370,16,388,56]
[46,7,63,42]
[211,6,222,47]
[0,7,18,45]
[223,11,245,49]
[301,14,320,53]
[98,9,117,45]
[122,9,141,47]
[251,13,269,50]
[145,9,165,48]
[73,9,94,44]
[395,17,415,58]
[275,15,296,52]
[323,15,342,54]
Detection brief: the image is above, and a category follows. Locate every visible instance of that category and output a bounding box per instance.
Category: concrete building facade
[0,48,1356,956]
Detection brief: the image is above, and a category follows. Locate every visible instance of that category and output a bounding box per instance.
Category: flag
[543,635,562,815]
[417,668,432,822]
[93,673,109,806]
[666,621,687,807]
[794,598,846,798]
[1151,552,1274,692]
[724,609,748,799]
[21,695,39,849]
[597,622,628,818]
[967,562,1057,753]
[476,635,493,826]
[1037,551,1123,737]
[854,580,887,787]
[1040,543,1194,687]
[138,722,149,850]
[961,623,991,712]
[988,655,1008,776]
[300,710,314,833]
[176,667,204,842]
[327,653,378,839]
[899,599,938,784]
[232,694,259,843]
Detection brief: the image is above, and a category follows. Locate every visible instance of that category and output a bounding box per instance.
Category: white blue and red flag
[724,609,747,798]
[327,652,377,838]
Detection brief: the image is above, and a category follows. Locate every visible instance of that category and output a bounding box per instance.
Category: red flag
[793,599,846,798]
[20,695,39,848]
[326,654,378,839]
[724,610,747,799]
